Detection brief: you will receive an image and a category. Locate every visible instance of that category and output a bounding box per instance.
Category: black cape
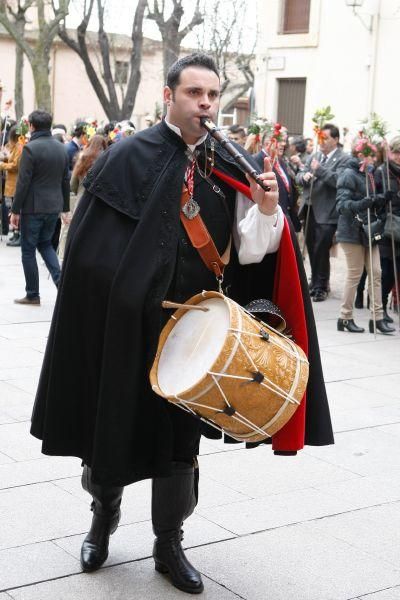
[31,121,333,486]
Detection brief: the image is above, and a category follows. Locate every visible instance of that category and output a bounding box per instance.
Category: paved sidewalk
[0,239,400,600]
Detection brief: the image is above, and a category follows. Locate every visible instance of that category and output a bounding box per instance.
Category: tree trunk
[163,31,180,83]
[14,17,25,119]
[14,45,24,119]
[31,54,52,112]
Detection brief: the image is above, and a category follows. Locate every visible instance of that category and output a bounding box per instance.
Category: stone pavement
[0,239,400,600]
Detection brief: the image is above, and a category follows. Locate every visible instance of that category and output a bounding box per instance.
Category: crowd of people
[1,106,399,331]
[225,121,400,334]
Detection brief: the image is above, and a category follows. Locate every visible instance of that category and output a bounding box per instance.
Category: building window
[277,78,307,135]
[115,61,129,85]
[281,0,311,34]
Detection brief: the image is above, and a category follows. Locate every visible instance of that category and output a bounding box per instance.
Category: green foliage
[312,106,335,128]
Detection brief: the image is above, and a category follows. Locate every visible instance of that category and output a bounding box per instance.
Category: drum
[150,291,309,443]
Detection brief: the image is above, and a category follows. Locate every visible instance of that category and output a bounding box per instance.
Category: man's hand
[311,158,320,170]
[10,213,20,229]
[246,156,279,216]
[61,212,72,225]
[303,172,313,183]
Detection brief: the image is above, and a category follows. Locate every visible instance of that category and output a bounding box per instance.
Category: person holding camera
[336,143,395,334]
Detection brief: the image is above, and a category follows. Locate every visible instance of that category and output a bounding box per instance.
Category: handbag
[383,212,400,243]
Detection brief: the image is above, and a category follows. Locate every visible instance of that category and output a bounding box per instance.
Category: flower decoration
[16,116,29,144]
[354,137,377,156]
[312,106,335,145]
[361,113,388,144]
[247,117,286,160]
[354,133,377,173]
[84,117,98,140]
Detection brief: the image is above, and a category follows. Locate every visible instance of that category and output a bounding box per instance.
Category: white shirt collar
[164,118,208,153]
[322,148,337,161]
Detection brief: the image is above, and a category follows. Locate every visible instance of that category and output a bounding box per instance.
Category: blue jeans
[20,213,61,298]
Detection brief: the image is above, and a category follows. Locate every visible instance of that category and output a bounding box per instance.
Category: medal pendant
[182,196,200,220]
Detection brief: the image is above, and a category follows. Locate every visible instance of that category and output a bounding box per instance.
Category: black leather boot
[80,465,124,572]
[337,318,365,333]
[152,461,203,594]
[354,289,364,309]
[383,308,394,323]
[369,319,396,334]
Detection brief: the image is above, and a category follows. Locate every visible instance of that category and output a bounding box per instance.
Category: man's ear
[164,86,173,105]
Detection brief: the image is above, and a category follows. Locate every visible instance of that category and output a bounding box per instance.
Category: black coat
[375,162,400,258]
[12,131,70,214]
[336,158,384,245]
[296,148,349,225]
[31,121,333,486]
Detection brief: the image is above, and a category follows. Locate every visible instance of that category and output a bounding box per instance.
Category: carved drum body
[150,291,309,442]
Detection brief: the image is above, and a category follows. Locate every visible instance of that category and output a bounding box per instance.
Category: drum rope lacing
[228,327,308,362]
[154,292,307,441]
[169,325,302,439]
[174,393,272,439]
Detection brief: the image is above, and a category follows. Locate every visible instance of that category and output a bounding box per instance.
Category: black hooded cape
[31,121,333,486]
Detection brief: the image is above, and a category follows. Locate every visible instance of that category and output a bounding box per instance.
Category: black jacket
[30,121,333,486]
[375,162,400,258]
[296,148,349,225]
[12,131,70,215]
[336,158,383,245]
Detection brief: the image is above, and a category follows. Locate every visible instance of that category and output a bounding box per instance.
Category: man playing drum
[31,53,333,594]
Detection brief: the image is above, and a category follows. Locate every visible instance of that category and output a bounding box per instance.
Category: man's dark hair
[229,124,246,136]
[73,122,87,138]
[322,123,340,140]
[294,136,306,154]
[166,53,219,90]
[53,123,67,132]
[28,110,52,131]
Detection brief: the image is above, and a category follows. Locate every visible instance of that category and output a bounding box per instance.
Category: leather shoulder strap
[180,186,231,278]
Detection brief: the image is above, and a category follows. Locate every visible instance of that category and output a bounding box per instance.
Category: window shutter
[277,78,307,136]
[282,0,311,34]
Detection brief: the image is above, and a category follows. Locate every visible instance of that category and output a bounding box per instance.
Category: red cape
[213,167,308,451]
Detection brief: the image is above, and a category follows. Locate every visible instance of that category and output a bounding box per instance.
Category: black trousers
[381,255,400,309]
[304,207,336,291]
[167,402,201,465]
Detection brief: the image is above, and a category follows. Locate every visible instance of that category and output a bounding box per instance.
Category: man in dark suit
[10,110,70,306]
[66,122,86,174]
[254,131,301,232]
[296,124,349,301]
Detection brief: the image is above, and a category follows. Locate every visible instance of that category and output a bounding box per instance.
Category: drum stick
[162,301,209,312]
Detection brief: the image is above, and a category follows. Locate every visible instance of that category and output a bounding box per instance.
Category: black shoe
[337,318,365,333]
[7,232,21,246]
[80,506,121,572]
[153,534,204,594]
[383,310,394,323]
[313,289,328,302]
[369,319,396,334]
[14,296,40,305]
[354,290,364,309]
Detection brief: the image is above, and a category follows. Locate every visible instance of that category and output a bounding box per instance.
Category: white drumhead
[157,297,230,396]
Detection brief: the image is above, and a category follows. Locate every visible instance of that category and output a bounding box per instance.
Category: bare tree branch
[147,0,204,83]
[58,0,146,120]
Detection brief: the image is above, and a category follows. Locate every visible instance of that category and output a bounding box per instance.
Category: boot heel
[369,320,374,333]
[337,319,345,331]
[154,560,169,574]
